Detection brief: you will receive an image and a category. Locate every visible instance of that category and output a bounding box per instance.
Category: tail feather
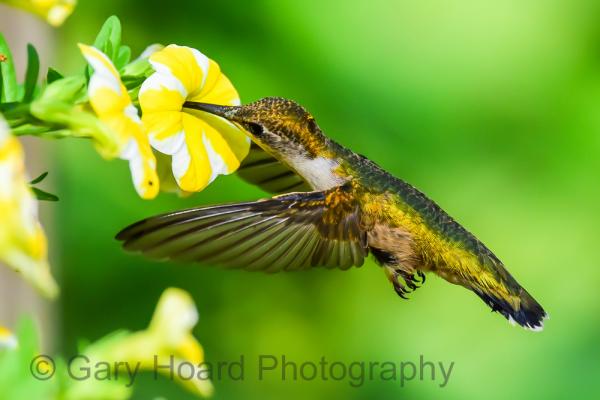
[433,239,547,330]
[473,286,547,331]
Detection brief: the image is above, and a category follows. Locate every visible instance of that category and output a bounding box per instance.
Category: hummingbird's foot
[399,270,424,291]
[386,268,425,299]
[393,279,409,299]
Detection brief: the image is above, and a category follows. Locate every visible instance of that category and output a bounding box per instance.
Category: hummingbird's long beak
[183,102,239,120]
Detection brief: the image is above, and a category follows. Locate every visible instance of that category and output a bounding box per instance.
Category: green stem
[11,123,53,136]
[39,129,82,139]
[0,102,31,119]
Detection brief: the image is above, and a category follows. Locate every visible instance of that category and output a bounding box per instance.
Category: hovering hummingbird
[117,97,547,331]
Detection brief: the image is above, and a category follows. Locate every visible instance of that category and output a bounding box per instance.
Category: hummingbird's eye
[306,117,318,133]
[245,122,264,137]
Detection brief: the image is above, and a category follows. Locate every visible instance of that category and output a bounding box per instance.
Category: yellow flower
[79,44,159,199]
[0,326,17,349]
[0,116,58,298]
[4,0,76,27]
[139,44,250,193]
[67,288,213,398]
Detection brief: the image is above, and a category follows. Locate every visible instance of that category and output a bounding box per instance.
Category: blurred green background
[36,0,600,398]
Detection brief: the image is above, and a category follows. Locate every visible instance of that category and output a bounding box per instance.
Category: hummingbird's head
[185,97,348,191]
[184,97,330,159]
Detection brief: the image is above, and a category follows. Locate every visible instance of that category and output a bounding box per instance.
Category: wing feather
[116,186,368,272]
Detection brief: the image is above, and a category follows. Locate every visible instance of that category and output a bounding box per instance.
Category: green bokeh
[47,0,600,398]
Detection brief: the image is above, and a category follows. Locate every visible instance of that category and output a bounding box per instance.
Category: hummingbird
[117,97,547,331]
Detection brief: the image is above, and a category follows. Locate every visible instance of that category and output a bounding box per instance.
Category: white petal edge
[80,45,122,95]
[0,116,10,145]
[138,44,164,60]
[157,290,199,332]
[123,104,142,124]
[202,133,227,184]
[158,44,210,89]
[186,46,210,87]
[0,159,13,198]
[171,138,192,182]
[121,138,153,198]
[149,130,186,156]
[146,62,188,99]
[88,73,122,101]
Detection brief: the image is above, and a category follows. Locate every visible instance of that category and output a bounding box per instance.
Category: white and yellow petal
[103,108,159,199]
[79,288,213,398]
[139,44,249,193]
[79,44,159,199]
[0,326,17,350]
[149,288,198,346]
[139,66,187,113]
[187,111,250,165]
[147,45,208,97]
[188,64,240,106]
[154,151,192,197]
[0,116,58,298]
[148,288,213,397]
[146,113,241,192]
[79,44,128,121]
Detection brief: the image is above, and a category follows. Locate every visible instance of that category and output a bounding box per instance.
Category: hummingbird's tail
[471,281,547,331]
[434,246,547,330]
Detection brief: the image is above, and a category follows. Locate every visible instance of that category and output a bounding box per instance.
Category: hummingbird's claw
[399,270,422,291]
[386,267,426,300]
[390,271,408,299]
[394,284,409,299]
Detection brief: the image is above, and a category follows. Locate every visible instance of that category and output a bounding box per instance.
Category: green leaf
[29,171,48,185]
[23,44,40,102]
[121,75,145,90]
[107,19,122,61]
[105,41,114,63]
[121,44,162,77]
[115,45,131,70]
[37,75,86,105]
[0,32,18,102]
[31,187,59,202]
[87,16,123,77]
[0,102,30,127]
[93,15,122,62]
[29,99,120,157]
[46,67,63,84]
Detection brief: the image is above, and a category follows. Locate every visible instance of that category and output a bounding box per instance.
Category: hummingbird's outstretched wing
[237,143,311,194]
[116,185,368,271]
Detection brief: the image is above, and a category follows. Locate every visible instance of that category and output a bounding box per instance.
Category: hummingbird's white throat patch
[290,155,346,191]
[256,125,347,191]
